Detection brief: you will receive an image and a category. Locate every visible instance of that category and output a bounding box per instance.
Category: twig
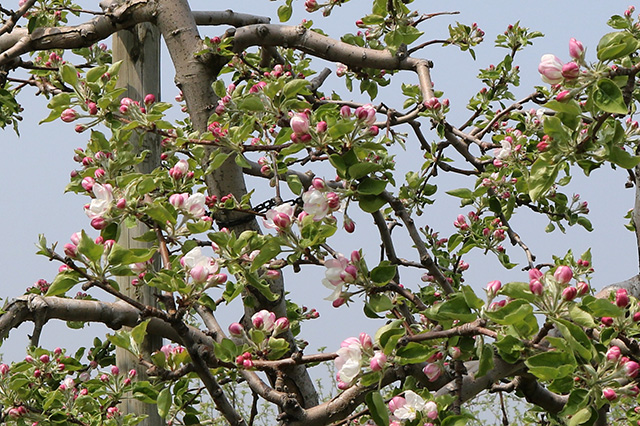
[0,0,36,37]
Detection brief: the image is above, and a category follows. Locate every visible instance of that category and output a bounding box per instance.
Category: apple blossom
[264,203,295,230]
[495,140,512,160]
[302,188,331,221]
[616,288,630,307]
[273,317,290,334]
[251,310,276,332]
[538,54,564,84]
[85,183,113,220]
[562,286,577,301]
[182,247,218,281]
[334,339,362,385]
[486,280,502,298]
[322,254,354,300]
[424,401,438,420]
[184,193,207,218]
[625,360,640,378]
[393,390,427,421]
[561,62,579,80]
[355,104,377,125]
[388,395,406,413]
[290,112,310,135]
[602,317,614,326]
[603,388,617,401]
[0,364,8,375]
[60,108,78,122]
[529,279,544,296]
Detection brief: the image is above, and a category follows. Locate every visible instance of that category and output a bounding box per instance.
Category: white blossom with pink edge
[334,338,362,386]
[263,203,295,230]
[392,390,427,421]
[184,193,207,218]
[322,254,353,301]
[85,183,113,220]
[182,247,218,279]
[302,188,331,221]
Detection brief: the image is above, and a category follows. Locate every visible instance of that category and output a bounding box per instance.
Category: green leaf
[494,334,524,363]
[461,285,484,310]
[375,320,404,355]
[277,4,292,22]
[476,343,494,377]
[484,299,533,326]
[528,157,560,202]
[46,271,80,297]
[145,203,177,226]
[108,244,155,265]
[357,177,387,195]
[395,342,431,365]
[234,154,252,169]
[442,414,476,426]
[250,239,282,272]
[60,63,78,87]
[206,150,231,174]
[267,337,290,360]
[499,282,536,303]
[370,262,396,284]
[568,304,596,328]
[368,293,393,312]
[78,230,104,262]
[358,194,387,213]
[592,78,628,114]
[86,65,108,83]
[607,146,640,168]
[560,389,590,417]
[552,318,593,361]
[131,320,150,348]
[568,407,594,426]
[446,188,474,199]
[286,174,303,195]
[283,79,310,98]
[348,162,382,179]
[427,294,476,323]
[238,95,265,112]
[525,351,576,381]
[365,391,389,426]
[584,297,623,317]
[597,31,639,61]
[157,388,172,418]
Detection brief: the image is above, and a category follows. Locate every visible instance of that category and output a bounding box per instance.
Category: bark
[156,0,319,410]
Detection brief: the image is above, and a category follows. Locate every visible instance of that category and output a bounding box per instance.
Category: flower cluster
[322,251,362,303]
[538,38,585,86]
[388,391,438,423]
[334,333,386,388]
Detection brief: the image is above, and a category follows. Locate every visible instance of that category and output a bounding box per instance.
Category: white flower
[393,391,426,421]
[322,254,352,301]
[334,341,362,385]
[495,140,511,160]
[85,183,113,219]
[184,193,206,218]
[182,247,218,275]
[302,188,330,221]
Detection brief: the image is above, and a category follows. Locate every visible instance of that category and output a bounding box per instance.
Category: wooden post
[113,22,163,425]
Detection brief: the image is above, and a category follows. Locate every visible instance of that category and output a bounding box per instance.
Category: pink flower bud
[553,265,573,284]
[561,62,579,80]
[538,54,564,84]
[355,104,376,125]
[87,102,98,115]
[144,94,156,105]
[81,177,95,192]
[626,360,640,378]
[569,38,585,61]
[343,217,355,233]
[562,286,577,301]
[340,105,351,117]
[61,108,78,123]
[90,217,107,230]
[616,288,630,308]
[290,112,310,135]
[350,250,361,263]
[0,364,9,375]
[528,268,543,282]
[169,193,187,208]
[316,121,327,133]
[577,281,589,296]
[63,243,78,258]
[312,177,326,190]
[634,312,640,322]
[537,140,549,152]
[190,265,209,283]
[369,351,386,371]
[111,365,119,375]
[332,297,346,308]
[423,363,442,382]
[100,374,109,382]
[368,125,379,136]
[359,332,373,349]
[229,322,244,336]
[556,89,572,102]
[529,279,544,296]
[602,317,614,326]
[486,280,502,297]
[242,359,254,368]
[274,317,290,334]
[603,388,617,401]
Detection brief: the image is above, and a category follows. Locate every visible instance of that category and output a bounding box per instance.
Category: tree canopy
[2,1,640,425]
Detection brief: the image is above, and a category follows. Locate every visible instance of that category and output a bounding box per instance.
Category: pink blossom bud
[577,281,589,296]
[312,177,326,190]
[486,280,502,297]
[529,280,544,296]
[449,346,462,359]
[602,317,614,326]
[626,360,640,378]
[423,363,442,382]
[316,121,327,133]
[33,369,41,378]
[128,369,137,378]
[242,359,254,368]
[369,351,386,371]
[0,364,9,375]
[229,322,244,336]
[634,312,640,322]
[169,193,187,208]
[290,112,310,135]
[556,90,572,102]
[63,243,78,258]
[304,0,319,12]
[603,388,617,401]
[359,333,373,349]
[537,140,549,151]
[87,102,98,115]
[100,374,109,382]
[94,168,106,179]
[343,217,355,233]
[332,297,346,308]
[538,54,564,84]
[327,192,340,209]
[562,286,577,301]
[368,125,379,136]
[81,177,95,192]
[274,317,290,334]
[355,104,376,125]
[61,108,78,123]
[569,38,585,61]
[144,94,156,105]
[90,217,107,230]
[340,105,351,117]
[25,355,34,363]
[553,266,573,284]
[111,365,119,375]
[350,250,361,263]
[616,288,630,308]
[119,104,129,114]
[528,268,543,282]
[116,198,126,209]
[54,347,62,355]
[561,62,579,81]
